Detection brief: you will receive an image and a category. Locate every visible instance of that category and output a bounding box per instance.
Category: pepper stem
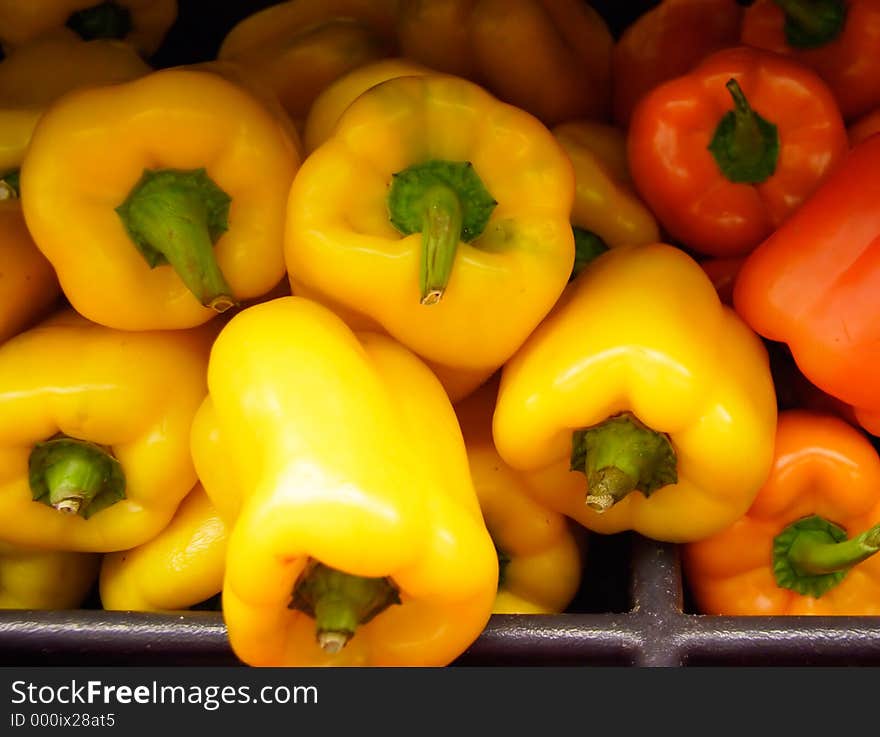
[773,0,846,48]
[774,516,880,598]
[115,168,237,312]
[419,184,463,305]
[570,227,609,282]
[28,436,126,519]
[290,561,401,653]
[570,412,677,513]
[66,1,132,41]
[0,170,20,200]
[708,79,779,185]
[387,159,497,305]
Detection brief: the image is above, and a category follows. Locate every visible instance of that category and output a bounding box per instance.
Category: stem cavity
[66,1,133,41]
[570,227,609,282]
[570,412,677,513]
[29,436,126,519]
[115,168,237,312]
[388,159,496,305]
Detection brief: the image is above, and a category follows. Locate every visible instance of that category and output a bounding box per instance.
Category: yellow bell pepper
[396,0,613,125]
[303,57,430,154]
[0,0,177,57]
[285,73,575,403]
[190,397,241,527]
[100,484,226,612]
[552,121,660,280]
[218,0,400,131]
[0,310,213,552]
[0,28,151,179]
[493,243,778,543]
[20,67,301,331]
[0,541,99,610]
[208,296,497,667]
[0,200,61,345]
[455,377,583,614]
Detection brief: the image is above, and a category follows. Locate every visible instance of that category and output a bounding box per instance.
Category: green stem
[774,516,880,598]
[66,1,132,41]
[708,79,779,185]
[773,0,846,48]
[570,227,609,282]
[0,170,20,200]
[419,184,463,305]
[289,561,401,653]
[388,159,497,305]
[115,168,237,312]
[28,436,126,519]
[570,413,677,513]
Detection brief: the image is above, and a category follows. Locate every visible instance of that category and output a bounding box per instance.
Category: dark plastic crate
[2,0,879,668]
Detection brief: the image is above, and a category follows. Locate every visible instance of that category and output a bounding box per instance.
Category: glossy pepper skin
[397,0,612,126]
[0,0,177,57]
[20,68,301,331]
[734,135,880,434]
[0,29,151,176]
[628,46,848,257]
[209,297,497,667]
[552,121,659,263]
[0,310,213,552]
[741,0,880,121]
[612,0,744,128]
[684,411,880,615]
[0,201,61,345]
[0,541,99,610]
[218,0,400,131]
[285,73,575,403]
[493,244,778,543]
[454,377,583,614]
[190,396,240,526]
[100,485,226,612]
[303,57,430,154]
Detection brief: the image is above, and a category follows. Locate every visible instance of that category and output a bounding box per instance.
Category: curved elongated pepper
[0,0,177,57]
[628,46,848,257]
[209,297,497,666]
[741,0,880,121]
[0,310,213,552]
[396,0,613,125]
[493,244,778,543]
[734,135,880,434]
[684,411,880,615]
[455,378,583,614]
[218,0,400,130]
[20,68,301,331]
[0,541,99,610]
[0,28,151,179]
[0,201,61,345]
[285,73,574,402]
[100,484,226,612]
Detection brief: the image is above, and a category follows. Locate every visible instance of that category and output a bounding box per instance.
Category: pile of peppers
[2,0,880,667]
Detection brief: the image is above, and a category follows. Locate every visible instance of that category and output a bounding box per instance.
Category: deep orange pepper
[741,0,880,121]
[848,109,880,147]
[733,134,880,434]
[683,410,880,615]
[612,0,744,128]
[628,46,848,258]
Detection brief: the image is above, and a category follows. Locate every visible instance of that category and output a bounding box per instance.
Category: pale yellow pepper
[100,484,226,612]
[0,541,99,610]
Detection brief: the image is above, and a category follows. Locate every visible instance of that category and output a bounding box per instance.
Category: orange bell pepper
[683,410,880,615]
[741,0,880,121]
[734,134,880,435]
[628,46,848,258]
[612,0,744,128]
